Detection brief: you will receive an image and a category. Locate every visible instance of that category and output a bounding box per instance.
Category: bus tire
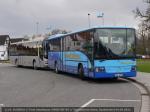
[33,60,38,70]
[54,62,59,74]
[78,64,85,80]
[113,77,118,80]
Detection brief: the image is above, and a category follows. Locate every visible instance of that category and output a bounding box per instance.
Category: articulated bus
[9,39,49,69]
[47,27,136,79]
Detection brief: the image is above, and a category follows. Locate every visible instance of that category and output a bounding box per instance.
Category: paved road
[0,64,141,111]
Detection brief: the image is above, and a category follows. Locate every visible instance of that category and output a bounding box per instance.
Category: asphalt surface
[0,64,141,111]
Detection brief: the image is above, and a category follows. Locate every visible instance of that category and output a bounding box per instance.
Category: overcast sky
[0,0,147,38]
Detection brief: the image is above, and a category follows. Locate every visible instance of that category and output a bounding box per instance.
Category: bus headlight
[131,66,136,71]
[95,67,105,72]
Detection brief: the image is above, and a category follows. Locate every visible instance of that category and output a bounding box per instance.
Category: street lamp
[97,12,104,26]
[46,25,52,32]
[46,25,52,36]
[36,22,39,35]
[88,13,91,28]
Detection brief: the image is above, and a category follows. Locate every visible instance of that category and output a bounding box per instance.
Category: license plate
[115,74,123,77]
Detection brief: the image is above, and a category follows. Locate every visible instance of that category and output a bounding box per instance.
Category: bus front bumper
[93,71,136,79]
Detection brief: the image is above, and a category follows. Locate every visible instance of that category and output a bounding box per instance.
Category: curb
[126,78,150,112]
[126,78,150,97]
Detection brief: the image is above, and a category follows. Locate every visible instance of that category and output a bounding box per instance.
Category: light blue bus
[47,27,136,79]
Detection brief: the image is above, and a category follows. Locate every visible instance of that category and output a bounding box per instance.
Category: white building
[0,35,10,61]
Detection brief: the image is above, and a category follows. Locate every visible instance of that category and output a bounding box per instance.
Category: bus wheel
[54,62,59,74]
[78,64,85,80]
[113,77,118,80]
[33,61,38,70]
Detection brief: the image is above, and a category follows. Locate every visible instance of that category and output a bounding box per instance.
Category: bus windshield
[94,28,136,59]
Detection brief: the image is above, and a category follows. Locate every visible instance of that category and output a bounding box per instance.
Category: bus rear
[0,45,8,60]
[0,35,10,61]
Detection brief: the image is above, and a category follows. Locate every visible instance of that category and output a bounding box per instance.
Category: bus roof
[47,26,135,40]
[10,39,42,45]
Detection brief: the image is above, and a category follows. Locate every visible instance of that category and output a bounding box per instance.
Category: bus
[9,39,49,69]
[47,27,136,79]
[0,35,10,61]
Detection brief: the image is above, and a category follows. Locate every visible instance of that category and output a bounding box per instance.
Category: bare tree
[51,29,69,35]
[137,22,147,54]
[134,0,150,55]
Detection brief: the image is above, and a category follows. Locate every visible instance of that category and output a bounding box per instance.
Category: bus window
[75,31,93,59]
[49,39,61,52]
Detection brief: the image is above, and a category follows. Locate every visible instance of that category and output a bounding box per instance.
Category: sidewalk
[134,72,150,92]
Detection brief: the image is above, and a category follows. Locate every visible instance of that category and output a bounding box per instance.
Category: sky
[0,0,147,38]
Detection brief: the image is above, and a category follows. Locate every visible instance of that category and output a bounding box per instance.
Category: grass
[137,59,150,73]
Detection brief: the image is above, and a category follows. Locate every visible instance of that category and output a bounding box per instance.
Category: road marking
[93,99,140,102]
[76,99,141,112]
[81,99,95,108]
[81,99,140,108]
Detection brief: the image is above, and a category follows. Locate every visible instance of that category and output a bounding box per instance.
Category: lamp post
[88,13,91,28]
[46,26,52,32]
[36,22,39,35]
[46,25,52,36]
[97,12,104,26]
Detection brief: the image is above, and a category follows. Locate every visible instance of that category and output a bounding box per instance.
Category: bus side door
[60,38,64,71]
